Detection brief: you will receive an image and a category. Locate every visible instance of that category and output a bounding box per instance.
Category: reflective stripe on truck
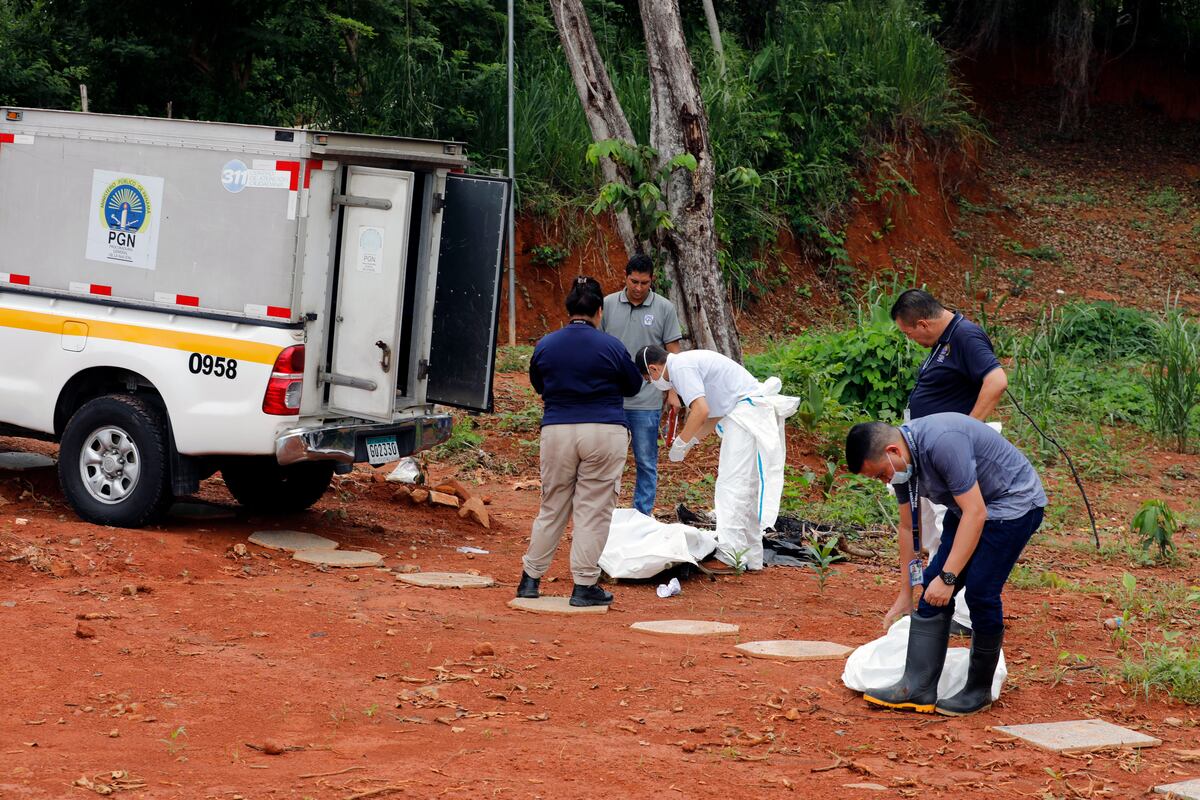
[0,307,283,364]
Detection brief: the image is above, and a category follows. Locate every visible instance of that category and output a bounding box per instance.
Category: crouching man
[845,413,1046,716]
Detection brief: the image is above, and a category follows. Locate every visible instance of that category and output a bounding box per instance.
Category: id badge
[908,558,924,587]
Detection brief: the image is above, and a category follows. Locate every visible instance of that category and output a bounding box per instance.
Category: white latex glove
[668,436,698,463]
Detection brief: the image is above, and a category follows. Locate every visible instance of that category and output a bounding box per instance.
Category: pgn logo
[221,159,249,193]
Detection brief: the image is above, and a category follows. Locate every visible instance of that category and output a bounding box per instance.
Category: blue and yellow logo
[101,179,150,233]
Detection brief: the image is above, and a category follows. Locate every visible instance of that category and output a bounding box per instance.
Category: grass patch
[1009,565,1086,592]
[495,345,534,374]
[1124,643,1200,704]
[1145,186,1184,217]
[1005,240,1063,261]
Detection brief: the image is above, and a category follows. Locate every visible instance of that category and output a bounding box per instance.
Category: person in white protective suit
[634,345,797,571]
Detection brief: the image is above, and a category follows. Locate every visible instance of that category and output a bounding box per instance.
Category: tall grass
[1149,304,1200,453]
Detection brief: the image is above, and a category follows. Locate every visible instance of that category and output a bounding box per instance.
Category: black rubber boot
[516,572,540,599]
[864,612,952,713]
[936,628,1004,716]
[570,583,613,607]
[949,620,973,637]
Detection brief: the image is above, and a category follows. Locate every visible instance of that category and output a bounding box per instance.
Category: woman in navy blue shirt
[517,276,643,607]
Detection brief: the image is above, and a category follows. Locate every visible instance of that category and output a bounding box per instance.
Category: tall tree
[549,0,643,256]
[640,0,740,359]
[551,0,741,359]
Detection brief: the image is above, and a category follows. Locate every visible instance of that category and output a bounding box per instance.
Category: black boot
[516,571,540,599]
[570,583,613,607]
[936,628,1003,716]
[864,612,951,713]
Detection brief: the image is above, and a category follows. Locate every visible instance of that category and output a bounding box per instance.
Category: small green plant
[431,416,484,460]
[794,375,827,431]
[1145,186,1183,217]
[1005,239,1062,262]
[159,725,188,757]
[729,547,751,575]
[1000,265,1035,296]
[529,243,569,268]
[1131,500,1177,562]
[804,533,844,592]
[364,704,379,718]
[586,140,699,241]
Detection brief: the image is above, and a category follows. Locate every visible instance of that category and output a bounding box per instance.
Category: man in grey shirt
[601,255,683,515]
[845,413,1046,717]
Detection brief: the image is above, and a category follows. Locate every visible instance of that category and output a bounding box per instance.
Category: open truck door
[426,174,510,412]
[326,166,415,423]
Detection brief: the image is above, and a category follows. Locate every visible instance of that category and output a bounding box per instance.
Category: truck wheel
[221,458,334,513]
[59,394,173,528]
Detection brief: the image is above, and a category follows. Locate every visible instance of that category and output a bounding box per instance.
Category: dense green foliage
[0,0,976,298]
[747,279,920,420]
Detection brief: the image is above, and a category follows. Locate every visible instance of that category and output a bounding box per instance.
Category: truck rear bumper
[275,413,452,466]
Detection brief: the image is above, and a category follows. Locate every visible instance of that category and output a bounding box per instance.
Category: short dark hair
[845,422,899,473]
[626,254,654,277]
[634,344,667,376]
[565,275,603,316]
[890,289,944,324]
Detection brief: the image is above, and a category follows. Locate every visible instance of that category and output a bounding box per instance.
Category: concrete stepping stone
[993,719,1161,753]
[397,572,494,589]
[735,640,853,661]
[631,620,739,636]
[1155,778,1200,799]
[508,596,608,615]
[293,549,382,568]
[249,530,338,552]
[0,452,55,470]
[169,501,236,520]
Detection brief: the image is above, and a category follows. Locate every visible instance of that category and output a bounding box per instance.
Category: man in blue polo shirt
[846,414,1045,716]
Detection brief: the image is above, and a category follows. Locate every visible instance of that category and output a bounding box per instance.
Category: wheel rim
[79,425,141,505]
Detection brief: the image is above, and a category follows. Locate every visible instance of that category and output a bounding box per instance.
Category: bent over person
[517,277,643,607]
[635,345,796,571]
[845,413,1046,716]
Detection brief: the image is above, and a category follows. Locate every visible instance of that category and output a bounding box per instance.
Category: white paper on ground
[841,615,1006,701]
[599,509,718,580]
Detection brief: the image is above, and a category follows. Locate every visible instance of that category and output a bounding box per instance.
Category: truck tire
[221,458,334,514]
[58,394,173,528]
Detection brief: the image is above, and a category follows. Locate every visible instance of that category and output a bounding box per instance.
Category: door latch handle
[375,340,392,373]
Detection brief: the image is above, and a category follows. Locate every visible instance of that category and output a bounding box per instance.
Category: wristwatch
[940,570,958,586]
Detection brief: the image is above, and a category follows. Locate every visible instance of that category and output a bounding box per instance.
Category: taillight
[263,345,304,415]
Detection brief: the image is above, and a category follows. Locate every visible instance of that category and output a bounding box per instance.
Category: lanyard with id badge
[900,425,924,588]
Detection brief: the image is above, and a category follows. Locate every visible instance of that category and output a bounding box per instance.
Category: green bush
[1124,643,1200,705]
[1052,302,1158,361]
[748,281,920,421]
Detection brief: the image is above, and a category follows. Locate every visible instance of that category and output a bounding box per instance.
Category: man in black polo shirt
[883,289,1008,631]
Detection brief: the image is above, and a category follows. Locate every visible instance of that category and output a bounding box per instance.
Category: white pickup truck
[0,107,508,527]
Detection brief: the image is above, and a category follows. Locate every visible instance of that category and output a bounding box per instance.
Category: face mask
[887,452,911,485]
[650,374,671,391]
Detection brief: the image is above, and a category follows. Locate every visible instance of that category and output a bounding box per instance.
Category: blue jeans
[624,409,662,516]
[917,506,1044,635]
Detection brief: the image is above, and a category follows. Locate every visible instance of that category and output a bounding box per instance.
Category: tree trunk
[1051,0,1094,135]
[700,0,725,77]
[640,0,741,361]
[549,0,641,256]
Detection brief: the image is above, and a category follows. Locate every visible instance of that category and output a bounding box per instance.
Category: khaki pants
[522,423,628,585]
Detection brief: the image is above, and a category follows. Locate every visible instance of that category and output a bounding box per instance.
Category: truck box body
[0,107,509,526]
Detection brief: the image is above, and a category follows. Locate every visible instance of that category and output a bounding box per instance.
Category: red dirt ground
[2,389,1199,800]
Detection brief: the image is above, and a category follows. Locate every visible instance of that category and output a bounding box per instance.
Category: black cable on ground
[1006,389,1101,550]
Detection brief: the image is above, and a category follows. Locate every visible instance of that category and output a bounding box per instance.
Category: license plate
[365,435,401,465]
